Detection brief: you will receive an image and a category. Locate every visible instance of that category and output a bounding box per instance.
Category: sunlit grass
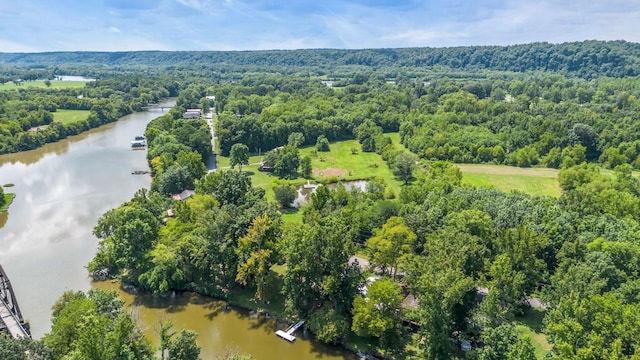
[457,164,561,198]
[0,80,88,90]
[53,109,91,124]
[514,307,552,359]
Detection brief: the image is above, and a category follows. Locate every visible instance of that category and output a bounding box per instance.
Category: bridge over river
[0,264,30,338]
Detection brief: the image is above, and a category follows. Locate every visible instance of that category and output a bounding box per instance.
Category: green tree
[176,150,207,183]
[406,256,475,360]
[0,335,53,360]
[568,123,600,161]
[274,145,300,178]
[44,289,153,360]
[273,183,297,208]
[393,152,418,184]
[306,305,349,344]
[300,156,313,178]
[230,143,250,172]
[195,170,253,206]
[283,217,362,342]
[168,330,200,360]
[351,278,404,348]
[366,216,417,278]
[544,293,640,359]
[316,135,330,152]
[235,214,280,303]
[154,165,192,195]
[470,324,536,360]
[90,206,160,279]
[288,132,305,147]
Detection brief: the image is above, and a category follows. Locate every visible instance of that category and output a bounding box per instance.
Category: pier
[275,320,305,342]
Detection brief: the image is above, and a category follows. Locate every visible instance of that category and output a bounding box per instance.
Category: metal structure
[0,264,30,338]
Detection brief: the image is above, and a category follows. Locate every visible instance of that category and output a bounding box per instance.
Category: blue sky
[1,0,639,52]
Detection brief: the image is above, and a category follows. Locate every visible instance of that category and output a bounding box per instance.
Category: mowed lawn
[213,138,405,223]
[0,80,88,90]
[53,109,91,124]
[457,164,561,198]
[215,138,405,192]
[514,307,552,359]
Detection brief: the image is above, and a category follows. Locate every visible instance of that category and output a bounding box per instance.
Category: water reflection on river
[0,105,163,337]
[0,100,355,359]
[94,281,356,360]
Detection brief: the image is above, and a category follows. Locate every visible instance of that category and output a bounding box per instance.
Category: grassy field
[53,109,91,124]
[0,80,88,90]
[457,164,561,198]
[214,137,405,223]
[215,139,405,197]
[514,308,552,359]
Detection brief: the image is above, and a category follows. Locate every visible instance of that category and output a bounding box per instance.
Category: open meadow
[0,80,88,90]
[457,164,561,198]
[52,109,91,124]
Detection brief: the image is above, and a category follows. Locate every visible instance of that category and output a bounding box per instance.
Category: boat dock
[275,320,305,342]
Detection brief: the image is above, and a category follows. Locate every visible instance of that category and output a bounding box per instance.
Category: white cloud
[108,26,121,33]
[176,0,205,11]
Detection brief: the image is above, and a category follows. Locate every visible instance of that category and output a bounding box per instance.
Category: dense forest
[2,40,640,359]
[1,40,640,79]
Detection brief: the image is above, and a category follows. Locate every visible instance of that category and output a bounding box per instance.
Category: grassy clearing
[214,137,405,216]
[514,308,552,359]
[0,80,88,90]
[300,139,403,193]
[457,164,561,198]
[53,109,91,124]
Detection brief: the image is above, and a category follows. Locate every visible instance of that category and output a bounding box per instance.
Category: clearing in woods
[457,164,561,198]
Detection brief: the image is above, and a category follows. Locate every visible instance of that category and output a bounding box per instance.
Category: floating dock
[276,320,305,342]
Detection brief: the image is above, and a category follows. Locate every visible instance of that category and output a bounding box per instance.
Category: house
[172,190,195,201]
[183,109,202,119]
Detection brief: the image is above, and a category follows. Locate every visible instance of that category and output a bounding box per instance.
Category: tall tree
[393,152,418,184]
[283,216,362,343]
[366,216,417,278]
[300,156,313,179]
[230,143,250,172]
[167,330,200,360]
[287,132,305,148]
[351,278,404,348]
[235,214,280,303]
[195,170,253,206]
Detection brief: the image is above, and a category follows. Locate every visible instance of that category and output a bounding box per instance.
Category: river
[0,100,355,359]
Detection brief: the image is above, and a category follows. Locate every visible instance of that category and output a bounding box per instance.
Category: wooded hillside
[1,40,639,79]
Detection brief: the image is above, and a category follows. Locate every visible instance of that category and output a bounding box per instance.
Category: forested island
[2,40,640,359]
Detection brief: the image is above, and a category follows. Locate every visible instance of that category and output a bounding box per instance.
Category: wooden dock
[276,320,305,342]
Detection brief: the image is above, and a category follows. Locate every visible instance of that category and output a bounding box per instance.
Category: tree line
[2,40,640,79]
[0,76,183,154]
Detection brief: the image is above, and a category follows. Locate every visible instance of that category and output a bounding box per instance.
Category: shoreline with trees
[2,40,640,358]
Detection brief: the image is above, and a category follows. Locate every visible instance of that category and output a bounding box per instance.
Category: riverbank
[93,279,358,360]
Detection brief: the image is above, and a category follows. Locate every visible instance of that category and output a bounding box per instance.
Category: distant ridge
[1,40,639,79]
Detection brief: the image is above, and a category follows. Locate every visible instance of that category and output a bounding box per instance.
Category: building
[171,190,195,201]
[183,109,202,119]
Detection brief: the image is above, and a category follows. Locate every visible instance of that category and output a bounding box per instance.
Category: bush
[273,184,297,208]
